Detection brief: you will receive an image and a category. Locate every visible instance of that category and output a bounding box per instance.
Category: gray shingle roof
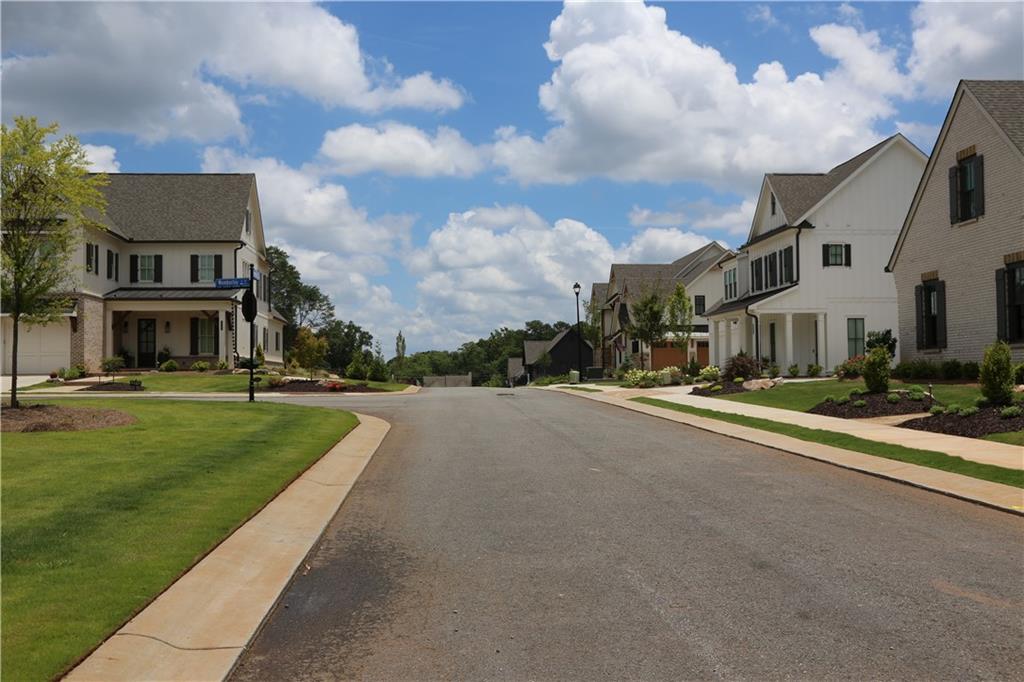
[767,135,896,222]
[523,340,550,365]
[88,174,254,241]
[104,287,243,301]
[591,282,609,308]
[507,356,524,380]
[964,80,1024,154]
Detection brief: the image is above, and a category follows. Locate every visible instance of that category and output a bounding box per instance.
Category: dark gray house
[518,328,593,380]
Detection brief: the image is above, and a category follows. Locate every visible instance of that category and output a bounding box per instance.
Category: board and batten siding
[892,90,1024,363]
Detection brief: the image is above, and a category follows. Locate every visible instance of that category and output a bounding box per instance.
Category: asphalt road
[232,387,1024,681]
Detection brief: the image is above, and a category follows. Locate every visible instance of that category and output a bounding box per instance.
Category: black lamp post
[573,282,582,377]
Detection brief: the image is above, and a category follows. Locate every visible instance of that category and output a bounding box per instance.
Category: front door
[138,318,156,367]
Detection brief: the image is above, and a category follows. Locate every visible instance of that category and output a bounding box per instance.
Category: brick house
[1,173,286,374]
[886,80,1024,363]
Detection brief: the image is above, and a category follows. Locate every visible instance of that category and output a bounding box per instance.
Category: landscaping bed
[267,380,387,393]
[80,381,144,392]
[900,407,1024,439]
[808,391,933,419]
[691,381,749,397]
[1,404,136,432]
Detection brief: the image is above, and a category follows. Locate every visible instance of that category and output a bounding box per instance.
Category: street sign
[215,277,250,288]
[241,289,257,322]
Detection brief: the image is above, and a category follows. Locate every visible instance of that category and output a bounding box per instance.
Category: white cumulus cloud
[82,144,120,173]
[319,122,485,177]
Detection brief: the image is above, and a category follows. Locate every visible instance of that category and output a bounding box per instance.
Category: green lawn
[2,399,357,681]
[26,372,409,393]
[719,378,984,412]
[560,385,602,393]
[632,397,1023,489]
[985,431,1024,446]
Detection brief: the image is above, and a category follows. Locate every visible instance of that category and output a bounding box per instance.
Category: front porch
[105,300,235,370]
[709,311,828,374]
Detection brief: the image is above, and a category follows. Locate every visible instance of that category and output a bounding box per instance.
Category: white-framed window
[847,318,865,358]
[139,255,156,282]
[723,268,737,300]
[263,326,269,352]
[198,255,216,282]
[824,243,850,267]
[198,318,216,354]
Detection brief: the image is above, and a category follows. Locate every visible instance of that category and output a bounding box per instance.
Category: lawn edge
[547,386,1023,517]
[56,406,364,681]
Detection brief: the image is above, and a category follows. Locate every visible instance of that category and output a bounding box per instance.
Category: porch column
[784,313,794,371]
[740,315,750,355]
[104,307,114,358]
[710,320,719,367]
[219,309,229,367]
[724,318,733,361]
[816,312,827,372]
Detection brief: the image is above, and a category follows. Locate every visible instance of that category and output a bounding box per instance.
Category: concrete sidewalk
[65,413,390,682]
[549,386,1023,515]
[6,384,420,399]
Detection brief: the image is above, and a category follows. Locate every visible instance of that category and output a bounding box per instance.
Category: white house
[1,173,286,374]
[705,135,927,373]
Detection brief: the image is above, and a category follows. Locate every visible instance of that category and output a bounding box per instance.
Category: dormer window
[949,152,984,223]
[245,208,252,234]
[770,193,776,216]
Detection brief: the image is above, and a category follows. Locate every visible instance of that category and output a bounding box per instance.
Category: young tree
[666,282,694,361]
[1,117,108,407]
[583,298,603,366]
[291,326,328,381]
[629,291,667,370]
[394,330,406,376]
[319,319,372,374]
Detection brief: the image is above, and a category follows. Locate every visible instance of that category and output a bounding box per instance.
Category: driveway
[228,387,1022,679]
[1,374,49,392]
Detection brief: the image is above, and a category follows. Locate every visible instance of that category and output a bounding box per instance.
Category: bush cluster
[191,360,209,372]
[624,369,660,388]
[959,406,979,418]
[788,364,800,378]
[1014,362,1024,385]
[1000,405,1023,419]
[532,374,570,387]
[886,392,901,404]
[723,352,759,382]
[159,359,178,372]
[980,341,1014,406]
[806,363,823,377]
[862,346,891,393]
[833,355,865,380]
[698,365,721,383]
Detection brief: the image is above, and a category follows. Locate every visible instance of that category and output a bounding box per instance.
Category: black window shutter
[213,319,220,355]
[822,244,829,267]
[995,269,1007,341]
[85,244,91,271]
[115,253,119,282]
[936,280,947,349]
[154,255,163,283]
[190,255,199,282]
[948,166,958,223]
[844,244,852,267]
[214,255,223,280]
[190,318,199,355]
[975,155,985,216]
[129,255,139,283]
[914,284,925,350]
[107,249,113,279]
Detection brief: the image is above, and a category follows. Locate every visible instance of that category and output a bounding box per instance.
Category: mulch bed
[808,391,932,419]
[691,382,749,397]
[900,407,1024,439]
[265,380,386,393]
[2,404,137,432]
[80,381,145,392]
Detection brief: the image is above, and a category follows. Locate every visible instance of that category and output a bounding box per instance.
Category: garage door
[2,318,71,374]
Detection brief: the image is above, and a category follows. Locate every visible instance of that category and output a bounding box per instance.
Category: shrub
[624,369,660,388]
[975,396,990,408]
[999,406,1022,419]
[159,359,178,372]
[710,384,723,393]
[835,396,849,405]
[217,360,229,370]
[732,376,745,384]
[687,358,701,377]
[824,394,835,403]
[682,375,694,385]
[908,391,925,401]
[532,374,570,387]
[980,341,1014,405]
[862,346,891,393]
[723,352,759,382]
[698,365,721,383]
[191,360,210,372]
[946,404,961,415]
[157,347,172,365]
[265,375,286,389]
[101,356,125,378]
[959,406,979,418]
[940,359,962,380]
[806,363,822,378]
[865,329,897,356]
[929,405,945,415]
[848,388,863,398]
[788,364,800,378]
[894,358,939,380]
[345,353,367,380]
[852,399,867,408]
[907,384,925,393]
[834,355,865,380]
[769,364,780,378]
[1014,362,1024,385]
[325,380,345,392]
[58,366,82,380]
[962,361,980,380]
[886,392,901,404]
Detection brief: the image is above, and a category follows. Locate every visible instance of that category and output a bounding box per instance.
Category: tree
[1,117,108,407]
[628,291,667,370]
[319,319,372,374]
[394,330,406,376]
[583,298,603,366]
[666,282,694,360]
[291,327,328,380]
[266,245,335,348]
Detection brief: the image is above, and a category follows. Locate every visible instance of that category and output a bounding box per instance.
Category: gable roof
[887,80,1024,271]
[591,282,609,309]
[964,80,1024,154]
[766,135,896,224]
[87,173,255,242]
[606,243,730,303]
[523,328,592,365]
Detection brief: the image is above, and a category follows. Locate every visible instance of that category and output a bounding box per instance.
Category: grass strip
[560,386,602,393]
[631,397,1023,489]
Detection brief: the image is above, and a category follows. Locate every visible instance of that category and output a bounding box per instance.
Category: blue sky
[3,1,1022,351]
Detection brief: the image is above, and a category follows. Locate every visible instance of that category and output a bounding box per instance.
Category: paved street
[233,388,1024,681]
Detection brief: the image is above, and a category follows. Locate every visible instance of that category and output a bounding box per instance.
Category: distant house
[589,282,608,367]
[887,80,1024,363]
[1,173,286,374]
[595,242,731,370]
[516,328,593,380]
[705,134,926,373]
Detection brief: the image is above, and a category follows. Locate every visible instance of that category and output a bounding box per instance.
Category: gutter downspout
[745,305,760,366]
[794,223,804,284]
[232,241,244,364]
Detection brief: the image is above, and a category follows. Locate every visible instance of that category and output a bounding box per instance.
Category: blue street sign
[215,277,250,288]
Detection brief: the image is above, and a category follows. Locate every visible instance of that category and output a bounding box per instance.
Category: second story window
[191,254,222,283]
[198,255,215,282]
[723,268,737,300]
[767,252,778,288]
[782,246,794,283]
[949,153,984,223]
[823,244,851,267]
[694,295,706,316]
[139,255,155,282]
[131,254,162,284]
[751,257,764,291]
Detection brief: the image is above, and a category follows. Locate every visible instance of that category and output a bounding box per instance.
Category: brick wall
[70,294,105,371]
[893,91,1024,363]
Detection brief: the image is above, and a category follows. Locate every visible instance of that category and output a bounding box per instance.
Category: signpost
[241,265,258,402]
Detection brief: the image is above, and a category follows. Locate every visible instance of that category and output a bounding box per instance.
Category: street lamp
[573,282,582,377]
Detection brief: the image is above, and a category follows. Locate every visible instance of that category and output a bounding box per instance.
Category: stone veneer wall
[69,294,105,371]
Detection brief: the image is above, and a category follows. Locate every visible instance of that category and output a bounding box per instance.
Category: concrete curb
[547,387,1024,517]
[64,412,390,682]
[10,384,419,399]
